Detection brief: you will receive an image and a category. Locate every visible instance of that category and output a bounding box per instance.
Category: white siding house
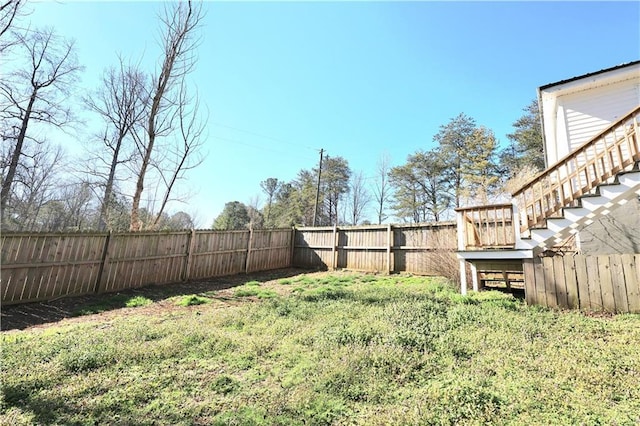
[538,61,640,167]
[537,61,640,255]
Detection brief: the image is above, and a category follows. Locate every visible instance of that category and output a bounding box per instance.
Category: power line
[210,121,317,152]
[208,135,316,162]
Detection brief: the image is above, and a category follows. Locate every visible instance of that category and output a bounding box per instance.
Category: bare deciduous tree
[0,27,82,226]
[148,82,205,230]
[129,0,203,231]
[347,171,371,225]
[372,152,391,224]
[84,57,148,230]
[0,0,27,52]
[2,142,65,230]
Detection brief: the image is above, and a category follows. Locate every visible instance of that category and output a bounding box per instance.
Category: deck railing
[457,106,640,251]
[456,203,515,250]
[513,105,640,233]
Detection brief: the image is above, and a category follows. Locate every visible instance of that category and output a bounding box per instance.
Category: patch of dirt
[1,268,322,332]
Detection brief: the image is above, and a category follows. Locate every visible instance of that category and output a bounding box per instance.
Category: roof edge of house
[539,60,640,91]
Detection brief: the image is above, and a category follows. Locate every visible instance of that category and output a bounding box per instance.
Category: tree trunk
[98,133,126,231]
[130,134,154,231]
[1,91,36,225]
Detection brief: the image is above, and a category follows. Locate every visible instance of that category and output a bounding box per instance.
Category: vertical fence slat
[563,255,579,309]
[542,257,558,308]
[598,255,616,313]
[574,255,590,311]
[523,258,536,306]
[587,255,603,311]
[552,256,568,308]
[533,258,547,307]
[621,254,640,313]
[610,254,629,313]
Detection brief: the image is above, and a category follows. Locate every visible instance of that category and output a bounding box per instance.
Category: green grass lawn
[2,271,640,425]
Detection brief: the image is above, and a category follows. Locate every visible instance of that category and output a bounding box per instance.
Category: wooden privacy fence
[1,228,293,305]
[523,254,640,313]
[293,222,457,275]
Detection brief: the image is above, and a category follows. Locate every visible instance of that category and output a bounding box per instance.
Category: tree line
[212,103,544,230]
[1,0,204,232]
[1,0,544,233]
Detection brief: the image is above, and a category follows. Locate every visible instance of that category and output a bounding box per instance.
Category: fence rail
[523,254,640,313]
[1,228,294,305]
[293,222,457,274]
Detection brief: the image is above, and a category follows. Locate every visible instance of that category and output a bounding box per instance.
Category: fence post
[331,225,338,270]
[245,226,254,274]
[183,229,196,281]
[94,231,112,294]
[386,224,392,274]
[289,227,296,267]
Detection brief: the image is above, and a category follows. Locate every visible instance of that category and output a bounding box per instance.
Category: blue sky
[25,1,640,226]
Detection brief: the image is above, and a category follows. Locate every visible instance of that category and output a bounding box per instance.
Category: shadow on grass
[482,285,525,300]
[0,268,313,332]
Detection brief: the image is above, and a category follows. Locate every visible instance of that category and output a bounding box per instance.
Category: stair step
[580,196,611,210]
[597,183,633,199]
[545,217,573,233]
[529,228,556,243]
[617,171,640,186]
[561,207,591,222]
[512,161,640,251]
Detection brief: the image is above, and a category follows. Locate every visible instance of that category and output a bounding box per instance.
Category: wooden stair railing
[457,105,640,250]
[513,105,640,233]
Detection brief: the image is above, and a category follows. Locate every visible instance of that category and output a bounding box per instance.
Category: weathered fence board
[1,228,294,305]
[1,233,107,303]
[622,253,640,312]
[189,231,250,280]
[293,223,457,275]
[101,232,190,293]
[523,258,536,305]
[574,255,590,310]
[293,227,336,269]
[247,229,292,273]
[523,254,640,313]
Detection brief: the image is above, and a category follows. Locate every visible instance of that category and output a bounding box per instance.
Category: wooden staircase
[456,105,640,294]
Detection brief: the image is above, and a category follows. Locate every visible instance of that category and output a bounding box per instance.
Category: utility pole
[312,148,324,226]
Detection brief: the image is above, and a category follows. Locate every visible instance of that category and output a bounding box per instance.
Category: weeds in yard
[2,272,640,425]
[72,294,153,316]
[234,287,277,299]
[175,295,210,306]
[125,296,153,308]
